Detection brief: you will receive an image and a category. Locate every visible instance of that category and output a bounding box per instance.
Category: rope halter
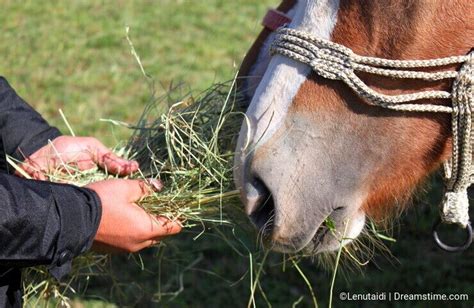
[270,27,474,251]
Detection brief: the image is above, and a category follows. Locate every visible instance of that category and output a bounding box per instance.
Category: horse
[233,0,473,255]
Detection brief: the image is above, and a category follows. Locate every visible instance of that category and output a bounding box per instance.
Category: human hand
[20,136,138,180]
[86,178,182,253]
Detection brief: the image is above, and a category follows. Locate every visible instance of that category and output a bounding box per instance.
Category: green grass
[0,0,271,145]
[2,1,474,307]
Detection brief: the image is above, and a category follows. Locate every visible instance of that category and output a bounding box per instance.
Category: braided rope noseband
[270,27,474,229]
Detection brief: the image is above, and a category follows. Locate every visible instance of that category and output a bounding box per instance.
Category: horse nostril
[246,178,275,232]
[249,196,275,233]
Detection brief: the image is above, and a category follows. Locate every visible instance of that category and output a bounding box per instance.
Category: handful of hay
[16,81,248,305]
[127,82,243,226]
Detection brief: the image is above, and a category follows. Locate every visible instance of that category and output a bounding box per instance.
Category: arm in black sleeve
[0,173,101,280]
[0,77,61,171]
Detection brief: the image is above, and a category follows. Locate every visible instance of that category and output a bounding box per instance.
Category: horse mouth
[260,218,355,255]
[248,197,359,254]
[245,179,330,254]
[243,175,365,254]
[259,219,334,254]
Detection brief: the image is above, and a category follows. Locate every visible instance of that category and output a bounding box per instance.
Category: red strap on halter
[261,9,292,31]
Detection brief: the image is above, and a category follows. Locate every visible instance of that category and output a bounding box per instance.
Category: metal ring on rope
[432,219,473,252]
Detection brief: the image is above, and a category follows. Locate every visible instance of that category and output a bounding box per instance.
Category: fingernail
[130,161,139,171]
[124,161,138,171]
[148,178,163,192]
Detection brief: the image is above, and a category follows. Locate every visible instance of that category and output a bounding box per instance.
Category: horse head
[234,0,473,254]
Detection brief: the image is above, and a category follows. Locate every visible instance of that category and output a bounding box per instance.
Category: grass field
[1,0,271,145]
[1,1,474,307]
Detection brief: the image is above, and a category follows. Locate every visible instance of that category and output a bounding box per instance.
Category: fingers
[132,239,161,252]
[88,178,181,254]
[70,158,97,171]
[149,216,182,237]
[133,216,182,251]
[101,152,139,176]
[122,178,164,202]
[93,216,181,254]
[19,136,139,177]
[93,142,139,176]
[19,159,48,180]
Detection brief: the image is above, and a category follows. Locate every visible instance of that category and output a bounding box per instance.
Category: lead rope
[270,28,473,233]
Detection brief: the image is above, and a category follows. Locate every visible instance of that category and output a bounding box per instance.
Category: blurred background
[1,1,473,307]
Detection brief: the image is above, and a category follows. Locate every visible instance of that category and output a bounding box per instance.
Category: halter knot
[441,191,470,228]
[309,58,344,80]
[439,52,474,228]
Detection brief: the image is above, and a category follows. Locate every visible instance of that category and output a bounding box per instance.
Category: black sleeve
[0,76,62,171]
[0,173,102,280]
